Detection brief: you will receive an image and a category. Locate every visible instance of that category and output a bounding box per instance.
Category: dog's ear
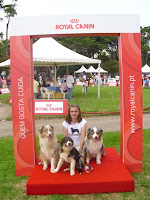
[97,128,103,134]
[69,137,74,145]
[87,128,92,135]
[61,137,65,146]
[39,126,44,133]
[50,125,54,131]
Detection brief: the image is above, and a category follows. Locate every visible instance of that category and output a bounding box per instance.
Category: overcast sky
[0,0,150,38]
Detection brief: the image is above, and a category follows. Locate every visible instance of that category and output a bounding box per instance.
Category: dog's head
[87,127,103,142]
[61,137,74,152]
[39,125,54,140]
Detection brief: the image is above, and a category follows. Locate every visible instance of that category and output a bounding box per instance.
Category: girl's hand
[79,149,82,155]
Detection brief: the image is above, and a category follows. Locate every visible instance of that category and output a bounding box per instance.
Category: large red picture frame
[10,14,142,176]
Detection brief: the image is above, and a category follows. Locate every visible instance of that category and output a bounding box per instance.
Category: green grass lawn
[0,87,150,199]
[0,86,150,120]
[0,93,11,105]
[71,85,150,114]
[0,129,150,200]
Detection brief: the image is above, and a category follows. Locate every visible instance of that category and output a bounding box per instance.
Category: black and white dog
[82,127,106,164]
[71,127,79,134]
[52,137,89,176]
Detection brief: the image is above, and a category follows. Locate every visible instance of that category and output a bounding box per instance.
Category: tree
[102,59,119,77]
[0,0,4,37]
[141,26,150,65]
[56,36,119,75]
[56,37,101,58]
[0,39,10,74]
[107,36,118,60]
[3,0,17,56]
[0,0,17,55]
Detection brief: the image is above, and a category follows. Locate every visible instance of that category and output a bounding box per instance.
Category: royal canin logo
[70,19,79,23]
[56,19,94,30]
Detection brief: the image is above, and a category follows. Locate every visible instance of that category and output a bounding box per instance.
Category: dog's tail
[102,144,106,156]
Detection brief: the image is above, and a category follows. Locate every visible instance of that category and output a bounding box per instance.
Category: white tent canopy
[142,64,150,73]
[87,65,97,73]
[0,59,10,67]
[74,65,88,73]
[74,65,108,74]
[96,66,108,73]
[0,37,101,68]
[88,65,107,73]
[33,38,101,66]
[0,37,102,98]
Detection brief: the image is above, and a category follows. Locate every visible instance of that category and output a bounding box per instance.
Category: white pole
[98,63,100,99]
[55,65,56,86]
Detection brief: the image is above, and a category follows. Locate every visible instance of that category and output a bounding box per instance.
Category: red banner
[119,33,142,172]
[10,36,37,176]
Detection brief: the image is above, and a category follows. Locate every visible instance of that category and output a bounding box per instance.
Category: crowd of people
[33,72,119,99]
[2,70,149,99]
[0,74,11,90]
[142,74,150,87]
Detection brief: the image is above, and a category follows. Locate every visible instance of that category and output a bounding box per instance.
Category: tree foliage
[0,0,17,55]
[141,26,150,65]
[56,28,150,76]
[56,36,119,76]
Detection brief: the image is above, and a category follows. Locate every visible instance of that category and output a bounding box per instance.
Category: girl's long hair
[65,104,82,124]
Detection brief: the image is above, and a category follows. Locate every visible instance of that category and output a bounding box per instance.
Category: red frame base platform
[27,148,134,195]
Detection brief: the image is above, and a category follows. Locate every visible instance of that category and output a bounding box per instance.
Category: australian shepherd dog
[52,137,90,176]
[82,127,106,164]
[38,125,60,173]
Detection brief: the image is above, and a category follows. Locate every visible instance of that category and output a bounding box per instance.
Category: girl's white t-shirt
[62,119,87,146]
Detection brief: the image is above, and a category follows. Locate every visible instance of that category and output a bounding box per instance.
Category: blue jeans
[86,86,88,94]
[34,93,38,99]
[67,88,73,100]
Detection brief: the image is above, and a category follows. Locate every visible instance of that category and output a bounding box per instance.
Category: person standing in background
[2,77,7,88]
[105,74,108,86]
[34,75,39,99]
[102,75,105,86]
[0,73,2,88]
[66,73,74,100]
[6,77,11,90]
[115,74,119,86]
[60,79,68,92]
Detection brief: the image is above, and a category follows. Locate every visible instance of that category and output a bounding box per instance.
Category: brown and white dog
[52,137,89,176]
[82,127,106,164]
[38,125,60,173]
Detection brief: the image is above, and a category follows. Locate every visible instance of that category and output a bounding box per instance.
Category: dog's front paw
[50,168,55,173]
[51,169,58,173]
[63,168,70,172]
[96,159,101,165]
[70,170,75,176]
[38,161,42,165]
[86,158,90,164]
[43,166,48,170]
